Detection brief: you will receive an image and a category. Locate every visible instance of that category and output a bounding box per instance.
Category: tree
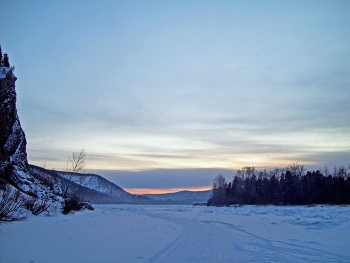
[0,184,29,223]
[25,196,53,216]
[213,174,226,189]
[66,148,86,173]
[61,148,94,214]
[288,163,305,178]
[63,148,86,197]
[2,53,10,67]
[0,45,3,66]
[243,166,256,179]
[208,164,350,206]
[211,174,226,204]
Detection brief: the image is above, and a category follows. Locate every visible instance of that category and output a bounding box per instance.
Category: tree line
[208,164,350,206]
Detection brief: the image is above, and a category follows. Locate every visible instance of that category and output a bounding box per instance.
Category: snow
[1,205,349,263]
[58,172,126,196]
[55,171,134,202]
[0,66,11,79]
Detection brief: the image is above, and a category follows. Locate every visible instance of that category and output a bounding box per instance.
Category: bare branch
[68,148,86,173]
[0,185,29,223]
[63,148,86,198]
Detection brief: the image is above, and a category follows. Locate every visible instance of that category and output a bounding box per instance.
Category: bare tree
[66,148,86,173]
[288,163,305,178]
[323,166,330,177]
[240,166,256,179]
[213,174,226,189]
[212,174,226,200]
[63,148,86,198]
[245,166,256,178]
[61,149,95,214]
[0,185,29,223]
[25,197,52,216]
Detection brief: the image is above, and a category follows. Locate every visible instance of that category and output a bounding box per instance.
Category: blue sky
[1,1,349,193]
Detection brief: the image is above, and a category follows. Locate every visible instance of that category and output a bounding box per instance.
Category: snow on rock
[1,68,27,168]
[0,67,11,79]
[0,68,63,207]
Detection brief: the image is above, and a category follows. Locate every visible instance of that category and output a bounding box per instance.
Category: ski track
[136,207,349,263]
[1,205,349,263]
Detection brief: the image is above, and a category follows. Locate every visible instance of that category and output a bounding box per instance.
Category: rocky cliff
[0,67,62,204]
[0,67,30,190]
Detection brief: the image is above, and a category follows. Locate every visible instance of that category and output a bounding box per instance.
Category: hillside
[143,190,212,204]
[29,165,151,204]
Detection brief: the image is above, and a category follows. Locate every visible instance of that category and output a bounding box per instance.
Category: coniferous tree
[2,53,10,67]
[0,45,3,66]
[208,164,350,206]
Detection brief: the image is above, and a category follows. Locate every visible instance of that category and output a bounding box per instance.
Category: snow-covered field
[1,205,349,263]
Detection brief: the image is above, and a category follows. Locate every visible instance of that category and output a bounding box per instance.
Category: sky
[1,1,349,193]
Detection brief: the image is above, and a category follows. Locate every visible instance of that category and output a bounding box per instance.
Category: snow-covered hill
[30,165,151,204]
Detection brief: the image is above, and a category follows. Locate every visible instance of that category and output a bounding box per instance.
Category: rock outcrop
[0,68,28,170]
[0,67,62,205]
[0,67,31,191]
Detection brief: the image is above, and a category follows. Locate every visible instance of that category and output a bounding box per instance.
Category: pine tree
[0,45,3,66]
[2,53,10,67]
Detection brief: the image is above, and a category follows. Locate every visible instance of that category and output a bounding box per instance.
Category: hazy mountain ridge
[144,190,212,204]
[30,164,212,205]
[29,165,151,204]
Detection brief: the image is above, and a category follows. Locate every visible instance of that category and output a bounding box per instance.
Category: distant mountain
[29,165,151,204]
[143,190,212,204]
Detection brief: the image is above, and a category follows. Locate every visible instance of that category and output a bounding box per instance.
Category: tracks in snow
[136,208,348,263]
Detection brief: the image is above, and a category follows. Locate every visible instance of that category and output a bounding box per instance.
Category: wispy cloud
[2,0,349,178]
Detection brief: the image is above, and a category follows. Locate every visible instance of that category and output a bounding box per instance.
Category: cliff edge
[0,67,62,207]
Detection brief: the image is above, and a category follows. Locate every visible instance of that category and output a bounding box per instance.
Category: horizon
[31,163,350,195]
[90,164,350,195]
[1,1,349,193]
[125,187,211,195]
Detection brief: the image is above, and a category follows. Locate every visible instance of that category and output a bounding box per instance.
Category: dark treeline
[208,164,350,206]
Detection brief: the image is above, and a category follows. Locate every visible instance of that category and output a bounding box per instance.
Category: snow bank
[1,205,349,262]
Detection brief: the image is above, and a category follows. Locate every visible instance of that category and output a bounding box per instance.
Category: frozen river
[1,204,349,262]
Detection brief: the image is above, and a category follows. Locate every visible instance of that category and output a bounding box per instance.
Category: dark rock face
[0,67,33,195]
[0,68,63,214]
[0,68,28,170]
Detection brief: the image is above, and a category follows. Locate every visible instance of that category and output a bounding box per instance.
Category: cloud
[5,0,350,177]
[94,168,230,189]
